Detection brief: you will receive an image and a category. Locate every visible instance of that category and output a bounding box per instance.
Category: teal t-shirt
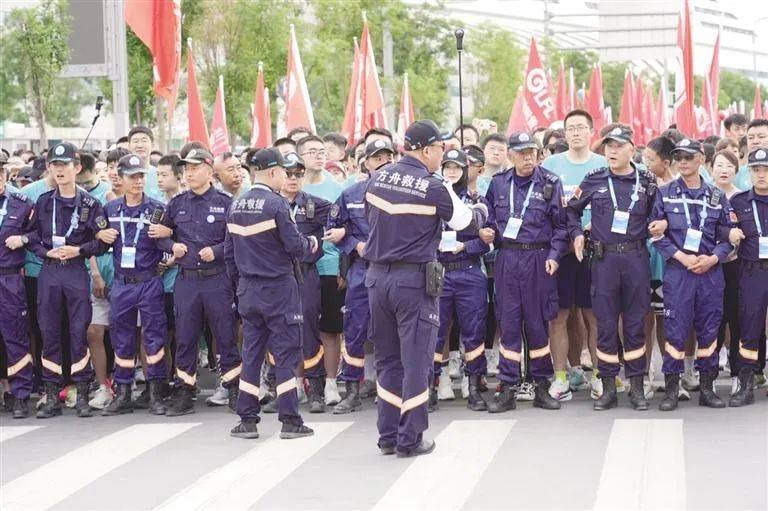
[86,181,115,289]
[303,171,342,276]
[144,166,164,201]
[5,183,20,193]
[20,179,54,278]
[542,152,607,228]
[477,175,492,197]
[734,164,752,191]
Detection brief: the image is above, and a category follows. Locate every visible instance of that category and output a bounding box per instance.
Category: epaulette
[729,189,749,203]
[639,168,655,182]
[10,191,29,202]
[216,189,233,198]
[80,194,96,207]
[587,167,607,177]
[539,167,560,183]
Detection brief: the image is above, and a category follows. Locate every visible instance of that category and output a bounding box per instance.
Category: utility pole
[108,0,130,137]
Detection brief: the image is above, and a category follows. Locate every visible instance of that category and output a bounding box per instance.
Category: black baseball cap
[248,147,287,171]
[508,132,538,151]
[404,120,441,151]
[47,142,77,163]
[671,138,704,155]
[283,152,306,171]
[601,125,634,146]
[747,148,768,167]
[365,139,395,158]
[179,148,214,166]
[0,152,7,164]
[18,164,44,181]
[117,154,148,176]
[463,144,485,165]
[441,148,468,168]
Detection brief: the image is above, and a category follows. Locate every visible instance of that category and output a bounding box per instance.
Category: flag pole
[455,28,465,146]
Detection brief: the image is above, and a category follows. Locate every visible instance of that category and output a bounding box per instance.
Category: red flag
[700,74,718,137]
[521,38,555,130]
[284,24,316,134]
[506,87,527,136]
[185,38,209,147]
[250,62,272,148]
[397,73,415,140]
[619,69,635,128]
[555,59,567,120]
[125,0,181,104]
[586,64,605,135]
[568,67,576,112]
[359,19,388,134]
[341,38,363,145]
[755,85,764,119]
[657,76,671,134]
[673,0,696,136]
[642,88,656,141]
[209,76,231,156]
[702,31,720,115]
[633,77,646,145]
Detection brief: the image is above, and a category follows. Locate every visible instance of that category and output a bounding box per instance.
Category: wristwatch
[20,235,29,245]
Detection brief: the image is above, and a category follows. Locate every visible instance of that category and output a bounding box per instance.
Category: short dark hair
[106,147,131,165]
[296,135,325,153]
[660,128,685,143]
[747,118,768,131]
[128,126,154,142]
[179,141,207,158]
[542,128,565,148]
[738,135,748,150]
[715,137,738,152]
[323,132,348,150]
[454,123,479,139]
[702,142,715,164]
[78,151,96,173]
[286,127,314,140]
[647,136,676,161]
[150,149,163,157]
[363,127,393,144]
[724,113,748,130]
[116,136,129,145]
[218,151,235,161]
[158,154,182,177]
[564,109,593,128]
[273,137,297,148]
[481,133,507,149]
[712,149,739,169]
[702,135,721,146]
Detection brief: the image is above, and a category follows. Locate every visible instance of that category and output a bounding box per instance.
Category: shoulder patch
[330,204,340,218]
[96,215,108,229]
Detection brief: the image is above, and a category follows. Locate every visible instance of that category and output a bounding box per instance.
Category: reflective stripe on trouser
[495,249,557,384]
[367,265,438,454]
[0,273,33,398]
[236,275,303,426]
[300,265,325,378]
[433,265,488,377]
[37,263,94,383]
[173,272,241,388]
[662,262,724,375]
[737,263,768,368]
[340,259,370,381]
[110,276,168,384]
[591,250,650,378]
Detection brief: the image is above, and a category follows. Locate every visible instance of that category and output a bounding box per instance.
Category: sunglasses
[286,171,305,179]
[672,153,696,161]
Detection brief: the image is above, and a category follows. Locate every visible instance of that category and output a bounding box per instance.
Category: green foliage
[717,70,767,110]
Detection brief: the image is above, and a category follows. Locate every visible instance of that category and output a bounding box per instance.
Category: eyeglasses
[672,153,696,161]
[300,149,327,158]
[286,171,305,179]
[565,126,591,133]
[427,142,445,151]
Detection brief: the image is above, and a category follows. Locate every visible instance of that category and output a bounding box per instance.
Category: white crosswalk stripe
[372,419,516,511]
[153,421,353,511]
[0,426,41,443]
[1,423,199,511]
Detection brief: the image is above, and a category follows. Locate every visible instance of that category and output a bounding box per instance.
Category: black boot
[533,380,561,410]
[467,375,488,411]
[166,385,195,416]
[428,377,438,413]
[487,383,516,413]
[227,384,239,414]
[133,385,150,409]
[36,382,62,419]
[280,422,314,439]
[629,375,649,411]
[149,380,167,415]
[698,370,725,408]
[306,378,326,414]
[12,397,30,419]
[334,381,362,414]
[728,367,755,407]
[659,374,680,411]
[103,383,133,416]
[75,382,92,418]
[593,376,617,411]
[230,420,259,439]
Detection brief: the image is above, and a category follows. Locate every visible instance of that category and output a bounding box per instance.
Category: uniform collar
[251,183,274,193]
[52,186,86,207]
[399,155,430,174]
[675,176,709,199]
[190,185,216,201]
[607,161,638,180]
[504,165,545,185]
[121,194,149,211]
[748,189,768,203]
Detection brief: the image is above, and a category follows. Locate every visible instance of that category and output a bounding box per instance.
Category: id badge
[439,230,458,252]
[503,217,523,239]
[611,211,630,235]
[121,246,136,269]
[52,235,66,249]
[683,228,703,253]
[759,236,768,259]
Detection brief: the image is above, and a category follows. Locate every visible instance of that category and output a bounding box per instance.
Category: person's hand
[92,273,107,299]
[148,224,172,239]
[308,235,319,253]
[689,254,718,274]
[674,251,699,269]
[199,247,215,262]
[4,235,25,250]
[46,248,61,259]
[96,228,119,244]
[355,241,366,255]
[478,227,495,245]
[728,228,745,246]
[322,227,346,244]
[574,235,585,262]
[451,241,465,254]
[59,245,81,260]
[172,243,188,259]
[337,276,347,291]
[545,259,559,275]
[648,220,668,237]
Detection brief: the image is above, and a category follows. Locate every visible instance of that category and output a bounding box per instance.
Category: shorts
[557,252,592,309]
[91,294,111,326]
[319,275,346,334]
[650,279,664,315]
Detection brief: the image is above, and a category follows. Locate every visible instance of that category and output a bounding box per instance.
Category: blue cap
[248,148,287,171]
[441,148,468,168]
[600,125,634,146]
[508,132,538,151]
[404,120,441,151]
[671,138,703,155]
[747,148,768,167]
[117,154,148,176]
[47,142,77,163]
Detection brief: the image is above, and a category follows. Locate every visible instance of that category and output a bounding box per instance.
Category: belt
[370,261,427,272]
[600,240,645,253]
[443,259,480,272]
[501,240,549,251]
[0,267,22,275]
[116,271,159,285]
[44,257,84,266]
[743,260,768,271]
[179,266,226,279]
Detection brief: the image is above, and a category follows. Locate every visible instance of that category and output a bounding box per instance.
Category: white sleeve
[443,180,473,231]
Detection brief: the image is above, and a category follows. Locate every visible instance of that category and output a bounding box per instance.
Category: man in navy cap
[567,125,657,411]
[0,152,36,418]
[154,147,242,416]
[27,142,108,418]
[97,154,168,416]
[327,139,395,414]
[364,120,488,457]
[225,148,319,439]
[483,132,568,412]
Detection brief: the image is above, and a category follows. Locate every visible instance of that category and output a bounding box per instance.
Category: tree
[716,70,768,111]
[1,0,71,147]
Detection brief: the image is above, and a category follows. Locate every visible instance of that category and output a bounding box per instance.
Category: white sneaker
[297,379,308,404]
[88,384,114,410]
[460,374,469,399]
[134,366,146,384]
[206,381,229,406]
[681,371,700,391]
[590,375,603,400]
[580,348,593,370]
[678,386,690,401]
[568,366,590,391]
[448,351,461,379]
[325,379,341,406]
[437,374,455,400]
[548,378,573,401]
[515,382,535,401]
[730,376,740,397]
[486,349,499,376]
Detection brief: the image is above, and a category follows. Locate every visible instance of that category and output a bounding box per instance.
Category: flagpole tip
[362,11,367,23]
[258,61,263,71]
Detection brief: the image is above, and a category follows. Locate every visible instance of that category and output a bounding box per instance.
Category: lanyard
[509,177,534,219]
[119,207,145,248]
[681,193,707,230]
[291,203,299,219]
[607,170,640,213]
[52,198,79,239]
[753,200,765,236]
[0,195,7,228]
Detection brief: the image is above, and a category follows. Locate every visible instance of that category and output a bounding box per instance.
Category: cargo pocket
[284,312,303,348]
[416,304,440,349]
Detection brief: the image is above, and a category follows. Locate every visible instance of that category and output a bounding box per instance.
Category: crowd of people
[0,110,766,455]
